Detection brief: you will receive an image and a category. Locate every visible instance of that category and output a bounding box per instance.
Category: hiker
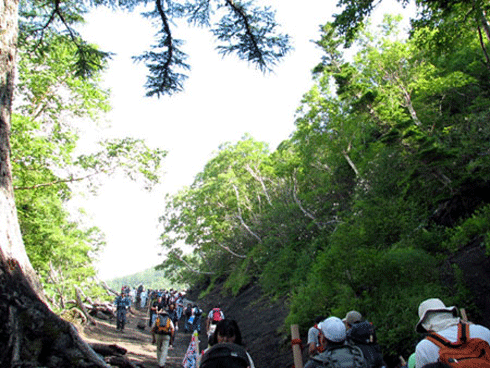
[192,304,203,333]
[343,311,386,368]
[167,302,179,349]
[151,295,165,327]
[176,293,185,321]
[151,309,175,368]
[206,304,225,341]
[114,291,131,332]
[136,284,144,305]
[304,316,368,368]
[343,311,363,332]
[140,288,148,309]
[414,298,490,368]
[200,319,255,368]
[307,315,326,357]
[184,303,194,333]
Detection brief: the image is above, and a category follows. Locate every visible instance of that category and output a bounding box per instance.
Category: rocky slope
[186,282,295,368]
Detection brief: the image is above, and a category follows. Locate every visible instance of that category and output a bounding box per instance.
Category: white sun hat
[416,298,458,333]
[320,316,347,343]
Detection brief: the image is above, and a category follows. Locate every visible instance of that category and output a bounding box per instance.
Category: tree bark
[0,1,110,366]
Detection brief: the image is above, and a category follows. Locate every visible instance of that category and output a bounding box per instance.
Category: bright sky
[76,1,413,281]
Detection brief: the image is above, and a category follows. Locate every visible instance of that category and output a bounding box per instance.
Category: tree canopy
[18,0,292,97]
[156,7,490,361]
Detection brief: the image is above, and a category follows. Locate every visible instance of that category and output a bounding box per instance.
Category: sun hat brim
[415,298,458,333]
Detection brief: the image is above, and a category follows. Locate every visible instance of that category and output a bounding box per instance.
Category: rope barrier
[291,338,303,349]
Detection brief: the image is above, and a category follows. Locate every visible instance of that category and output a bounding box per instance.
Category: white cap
[320,317,346,343]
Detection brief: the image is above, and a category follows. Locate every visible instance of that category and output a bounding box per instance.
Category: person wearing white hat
[304,317,368,368]
[415,298,490,368]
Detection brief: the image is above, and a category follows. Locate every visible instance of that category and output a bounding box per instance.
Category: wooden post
[291,324,303,368]
[461,308,468,322]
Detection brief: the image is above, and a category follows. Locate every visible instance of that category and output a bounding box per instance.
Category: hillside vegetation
[106,268,187,291]
[157,10,490,361]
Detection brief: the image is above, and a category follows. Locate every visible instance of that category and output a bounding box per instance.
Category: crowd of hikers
[112,289,490,368]
[303,298,490,368]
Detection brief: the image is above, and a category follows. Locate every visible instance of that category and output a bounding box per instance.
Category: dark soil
[78,284,296,368]
[185,282,295,368]
[79,307,195,367]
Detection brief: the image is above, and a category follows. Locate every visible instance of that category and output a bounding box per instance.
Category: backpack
[315,324,326,353]
[115,296,127,310]
[426,322,490,367]
[348,322,385,368]
[212,308,223,322]
[348,321,377,345]
[311,344,368,368]
[154,314,172,335]
[200,343,250,368]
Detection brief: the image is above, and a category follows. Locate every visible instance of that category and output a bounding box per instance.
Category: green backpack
[312,344,368,368]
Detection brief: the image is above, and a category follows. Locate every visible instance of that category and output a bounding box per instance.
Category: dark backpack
[154,314,172,335]
[426,322,490,368]
[348,322,385,368]
[311,344,368,368]
[200,343,250,368]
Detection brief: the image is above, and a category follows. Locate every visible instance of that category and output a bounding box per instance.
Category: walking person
[414,298,490,368]
[114,291,131,332]
[167,302,179,350]
[151,309,175,368]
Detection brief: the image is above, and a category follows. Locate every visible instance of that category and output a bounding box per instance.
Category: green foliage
[154,4,490,362]
[107,268,186,291]
[224,258,253,296]
[443,205,490,253]
[11,11,167,310]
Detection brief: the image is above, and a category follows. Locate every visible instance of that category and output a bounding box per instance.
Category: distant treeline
[106,268,187,291]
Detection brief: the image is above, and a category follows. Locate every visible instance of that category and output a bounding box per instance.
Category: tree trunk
[0,1,109,367]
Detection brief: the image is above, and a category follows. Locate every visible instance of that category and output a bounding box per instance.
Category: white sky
[75,1,414,281]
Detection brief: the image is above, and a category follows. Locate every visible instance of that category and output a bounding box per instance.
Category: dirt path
[78,307,199,367]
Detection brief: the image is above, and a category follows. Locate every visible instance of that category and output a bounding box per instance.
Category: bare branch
[13,170,108,191]
[74,286,97,326]
[174,252,214,275]
[217,243,247,258]
[233,184,262,242]
[245,164,272,206]
[342,150,360,178]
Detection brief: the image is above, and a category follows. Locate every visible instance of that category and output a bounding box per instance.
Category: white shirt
[416,323,490,368]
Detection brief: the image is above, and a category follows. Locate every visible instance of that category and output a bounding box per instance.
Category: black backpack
[348,322,385,368]
[200,343,250,368]
[311,344,368,368]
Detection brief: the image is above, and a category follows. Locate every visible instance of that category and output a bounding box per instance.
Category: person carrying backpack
[206,304,225,340]
[304,316,368,368]
[192,304,203,333]
[200,319,255,368]
[151,310,175,368]
[184,303,193,333]
[343,311,386,368]
[308,315,326,356]
[415,298,490,368]
[114,291,131,332]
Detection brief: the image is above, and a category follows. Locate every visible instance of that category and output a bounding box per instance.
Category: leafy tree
[10,30,167,311]
[159,136,275,283]
[332,0,489,51]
